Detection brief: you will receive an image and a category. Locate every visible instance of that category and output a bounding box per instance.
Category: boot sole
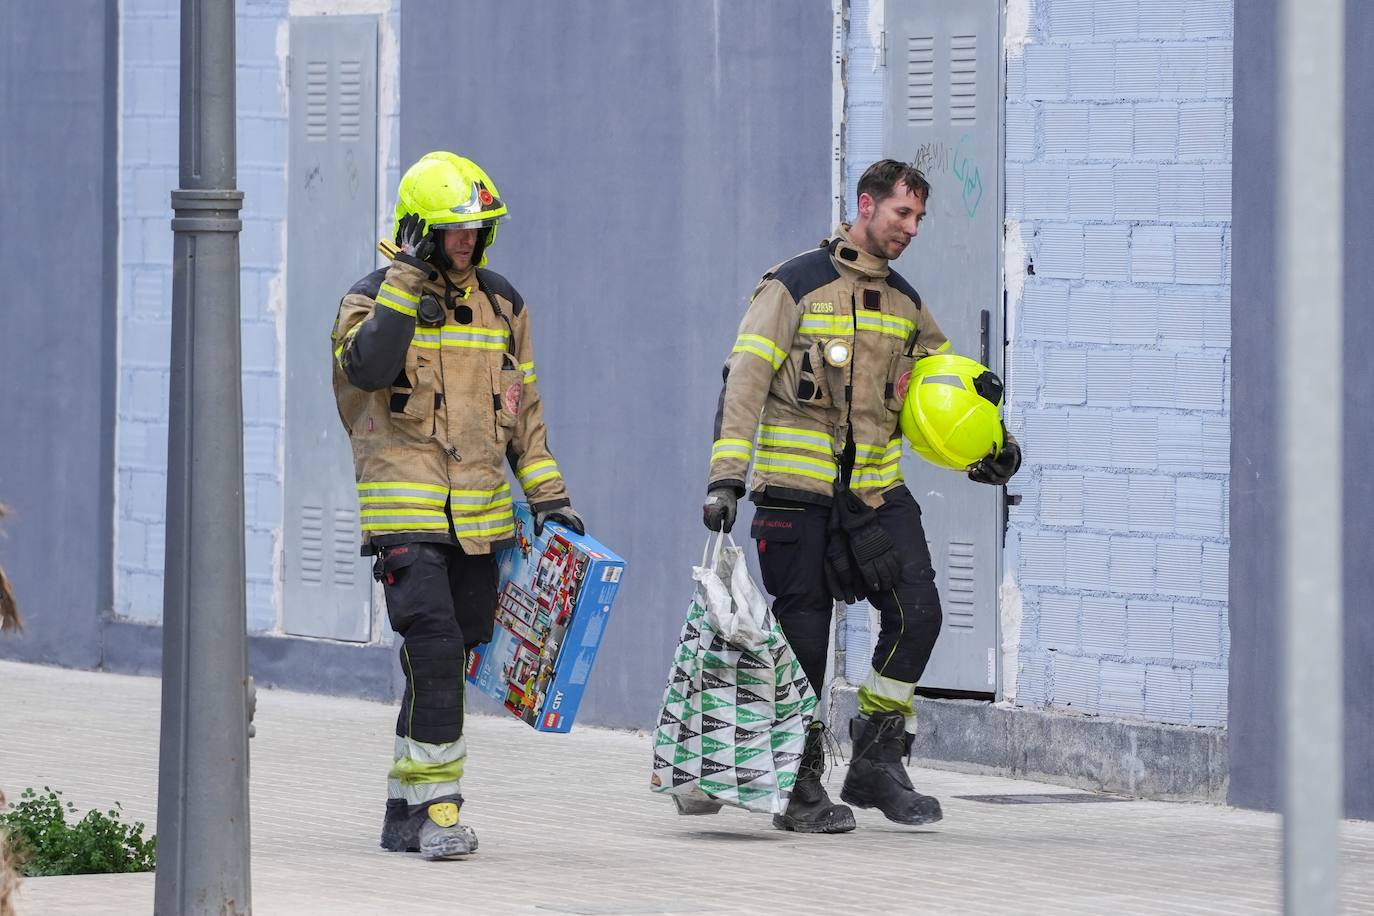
[840,789,943,826]
[771,814,857,834]
[420,836,477,860]
[379,836,419,853]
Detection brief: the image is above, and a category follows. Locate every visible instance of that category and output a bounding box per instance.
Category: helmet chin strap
[470,230,489,268]
[427,229,453,272]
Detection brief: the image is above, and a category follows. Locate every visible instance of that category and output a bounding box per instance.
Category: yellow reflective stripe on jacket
[335,323,363,369]
[449,483,512,509]
[798,313,914,341]
[442,326,510,351]
[753,449,838,483]
[854,439,902,464]
[711,438,753,463]
[732,333,787,370]
[798,314,855,336]
[856,311,915,340]
[758,425,835,455]
[376,283,420,318]
[520,361,536,383]
[852,438,904,489]
[451,507,516,538]
[360,507,449,532]
[852,461,903,489]
[412,328,442,350]
[517,459,561,487]
[357,481,449,508]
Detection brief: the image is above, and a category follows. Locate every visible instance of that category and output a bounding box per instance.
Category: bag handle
[700,531,734,568]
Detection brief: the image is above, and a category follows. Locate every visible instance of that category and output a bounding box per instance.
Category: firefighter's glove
[702,488,737,533]
[393,213,438,276]
[835,489,901,594]
[535,506,584,538]
[968,435,1022,486]
[824,532,860,604]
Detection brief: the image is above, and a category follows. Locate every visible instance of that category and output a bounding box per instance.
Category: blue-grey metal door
[883,0,1003,693]
[283,16,378,641]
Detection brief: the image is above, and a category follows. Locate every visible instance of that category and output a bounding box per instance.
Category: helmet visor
[427,215,502,233]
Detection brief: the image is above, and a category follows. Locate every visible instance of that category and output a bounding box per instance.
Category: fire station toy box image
[466,501,626,733]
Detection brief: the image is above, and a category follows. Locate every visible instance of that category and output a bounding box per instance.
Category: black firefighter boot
[380,794,479,858]
[381,798,422,851]
[772,723,857,833]
[840,711,943,825]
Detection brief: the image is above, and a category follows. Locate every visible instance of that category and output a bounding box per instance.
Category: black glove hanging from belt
[823,435,903,600]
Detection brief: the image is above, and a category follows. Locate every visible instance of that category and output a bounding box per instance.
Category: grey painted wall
[1230,0,1374,819]
[0,1,117,666]
[401,1,833,727]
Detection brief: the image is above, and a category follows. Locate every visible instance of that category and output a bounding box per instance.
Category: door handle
[978,309,990,366]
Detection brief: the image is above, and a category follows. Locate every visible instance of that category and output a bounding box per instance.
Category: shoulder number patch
[809,301,834,314]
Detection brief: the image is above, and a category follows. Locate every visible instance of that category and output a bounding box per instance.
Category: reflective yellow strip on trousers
[732,334,787,370]
[517,459,561,488]
[753,449,838,483]
[758,425,835,455]
[711,438,753,463]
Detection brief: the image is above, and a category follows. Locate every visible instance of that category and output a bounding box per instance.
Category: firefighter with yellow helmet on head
[332,151,582,859]
[702,160,1020,833]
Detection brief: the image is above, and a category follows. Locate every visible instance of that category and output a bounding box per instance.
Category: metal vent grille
[906,35,935,123]
[305,61,329,142]
[337,60,362,141]
[946,540,975,630]
[300,506,324,584]
[332,509,356,584]
[950,34,977,123]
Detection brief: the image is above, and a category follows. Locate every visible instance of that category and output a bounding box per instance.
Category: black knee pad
[397,636,466,744]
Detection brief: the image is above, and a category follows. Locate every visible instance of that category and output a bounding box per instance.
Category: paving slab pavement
[1,661,1371,915]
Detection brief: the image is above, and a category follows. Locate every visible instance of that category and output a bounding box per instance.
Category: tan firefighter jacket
[332,257,570,554]
[708,224,956,509]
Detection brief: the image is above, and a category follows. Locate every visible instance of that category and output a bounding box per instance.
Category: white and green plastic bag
[650,534,818,814]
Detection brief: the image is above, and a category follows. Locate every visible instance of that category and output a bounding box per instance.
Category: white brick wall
[115,0,401,632]
[1006,0,1232,726]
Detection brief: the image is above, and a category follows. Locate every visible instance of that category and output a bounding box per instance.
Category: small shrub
[0,788,156,877]
[1,790,19,916]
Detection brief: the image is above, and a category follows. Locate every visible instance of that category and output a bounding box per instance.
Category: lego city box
[466,502,625,733]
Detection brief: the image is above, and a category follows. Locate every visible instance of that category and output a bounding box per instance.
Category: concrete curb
[826,684,1229,803]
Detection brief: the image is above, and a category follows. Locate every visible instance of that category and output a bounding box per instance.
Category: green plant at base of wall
[0,787,155,877]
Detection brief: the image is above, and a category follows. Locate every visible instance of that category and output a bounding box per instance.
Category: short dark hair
[856,159,931,206]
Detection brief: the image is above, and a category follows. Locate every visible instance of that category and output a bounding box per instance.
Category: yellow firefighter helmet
[393,151,507,265]
[899,354,1006,471]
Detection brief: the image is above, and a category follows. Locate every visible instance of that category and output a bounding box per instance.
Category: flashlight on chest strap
[823,338,853,368]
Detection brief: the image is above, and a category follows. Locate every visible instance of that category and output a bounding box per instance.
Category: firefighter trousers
[749,485,943,729]
[373,541,498,804]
